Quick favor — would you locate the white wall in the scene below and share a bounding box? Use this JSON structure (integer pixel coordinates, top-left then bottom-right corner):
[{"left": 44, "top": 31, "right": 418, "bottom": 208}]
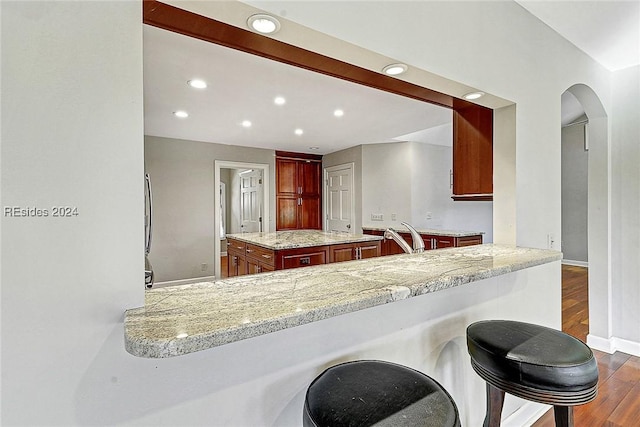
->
[
  {"left": 144, "top": 136, "right": 275, "bottom": 282},
  {"left": 561, "top": 124, "right": 589, "bottom": 263},
  {"left": 2, "top": 1, "right": 143, "bottom": 424},
  {"left": 611, "top": 65, "right": 640, "bottom": 347},
  {"left": 361, "top": 142, "right": 414, "bottom": 226}
]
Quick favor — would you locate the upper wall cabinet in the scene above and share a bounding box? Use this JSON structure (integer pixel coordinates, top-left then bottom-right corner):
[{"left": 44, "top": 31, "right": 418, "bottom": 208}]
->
[
  {"left": 276, "top": 151, "right": 322, "bottom": 230},
  {"left": 452, "top": 102, "right": 493, "bottom": 201}
]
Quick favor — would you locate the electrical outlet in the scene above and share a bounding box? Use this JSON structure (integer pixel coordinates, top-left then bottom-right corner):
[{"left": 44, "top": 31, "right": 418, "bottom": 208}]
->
[
  {"left": 201, "top": 263, "right": 208, "bottom": 271},
  {"left": 391, "top": 213, "right": 397, "bottom": 221},
  {"left": 547, "top": 234, "right": 556, "bottom": 250},
  {"left": 371, "top": 213, "right": 384, "bottom": 221},
  {"left": 426, "top": 212, "right": 432, "bottom": 220}
]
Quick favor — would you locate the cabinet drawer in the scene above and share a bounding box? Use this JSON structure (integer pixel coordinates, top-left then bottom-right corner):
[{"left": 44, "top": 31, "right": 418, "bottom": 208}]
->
[
  {"left": 245, "top": 243, "right": 275, "bottom": 267},
  {"left": 227, "top": 238, "right": 246, "bottom": 253},
  {"left": 456, "top": 235, "right": 483, "bottom": 247},
  {"left": 281, "top": 250, "right": 326, "bottom": 269}
]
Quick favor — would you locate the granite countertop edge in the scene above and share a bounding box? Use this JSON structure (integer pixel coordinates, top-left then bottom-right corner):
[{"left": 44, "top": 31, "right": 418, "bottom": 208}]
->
[
  {"left": 361, "top": 226, "right": 485, "bottom": 237},
  {"left": 124, "top": 244, "right": 562, "bottom": 358}
]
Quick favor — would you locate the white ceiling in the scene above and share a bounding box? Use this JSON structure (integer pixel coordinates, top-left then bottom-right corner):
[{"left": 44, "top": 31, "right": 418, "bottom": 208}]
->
[
  {"left": 143, "top": 25, "right": 452, "bottom": 155},
  {"left": 144, "top": 1, "right": 639, "bottom": 152},
  {"left": 516, "top": 0, "right": 640, "bottom": 72}
]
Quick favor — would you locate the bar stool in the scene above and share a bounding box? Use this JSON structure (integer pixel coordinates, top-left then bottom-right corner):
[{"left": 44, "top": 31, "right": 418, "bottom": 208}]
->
[
  {"left": 466, "top": 320, "right": 599, "bottom": 427},
  {"left": 303, "top": 360, "right": 460, "bottom": 427}
]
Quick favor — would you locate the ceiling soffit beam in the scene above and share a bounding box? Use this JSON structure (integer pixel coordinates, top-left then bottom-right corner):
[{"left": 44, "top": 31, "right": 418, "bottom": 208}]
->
[{"left": 143, "top": 0, "right": 487, "bottom": 113}]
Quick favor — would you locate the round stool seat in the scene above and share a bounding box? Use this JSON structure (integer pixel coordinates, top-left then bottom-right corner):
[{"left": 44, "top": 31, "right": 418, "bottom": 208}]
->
[
  {"left": 303, "top": 360, "right": 460, "bottom": 427},
  {"left": 467, "top": 320, "right": 598, "bottom": 405}
]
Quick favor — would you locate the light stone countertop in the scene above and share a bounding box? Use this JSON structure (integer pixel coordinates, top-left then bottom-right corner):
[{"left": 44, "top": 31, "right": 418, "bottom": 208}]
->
[
  {"left": 124, "top": 244, "right": 561, "bottom": 358},
  {"left": 225, "top": 230, "right": 383, "bottom": 250},
  {"left": 362, "top": 226, "right": 485, "bottom": 237}
]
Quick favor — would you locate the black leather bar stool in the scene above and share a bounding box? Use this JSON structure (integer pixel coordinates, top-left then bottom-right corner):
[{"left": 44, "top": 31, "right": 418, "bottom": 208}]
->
[
  {"left": 303, "top": 360, "right": 460, "bottom": 427},
  {"left": 466, "top": 320, "right": 599, "bottom": 427}
]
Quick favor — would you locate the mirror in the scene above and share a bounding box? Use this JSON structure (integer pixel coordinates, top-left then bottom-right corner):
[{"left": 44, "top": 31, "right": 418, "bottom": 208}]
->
[{"left": 143, "top": 20, "right": 492, "bottom": 285}]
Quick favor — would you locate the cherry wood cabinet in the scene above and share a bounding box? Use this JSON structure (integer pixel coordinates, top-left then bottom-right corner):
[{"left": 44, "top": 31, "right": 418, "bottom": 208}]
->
[
  {"left": 226, "top": 237, "right": 380, "bottom": 277},
  {"left": 329, "top": 241, "right": 382, "bottom": 263},
  {"left": 452, "top": 101, "right": 493, "bottom": 201},
  {"left": 363, "top": 229, "right": 483, "bottom": 256},
  {"left": 276, "top": 151, "right": 322, "bottom": 230},
  {"left": 227, "top": 239, "right": 247, "bottom": 277}
]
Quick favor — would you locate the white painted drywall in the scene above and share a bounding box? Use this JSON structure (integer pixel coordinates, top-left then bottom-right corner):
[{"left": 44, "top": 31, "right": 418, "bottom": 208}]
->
[
  {"left": 561, "top": 124, "right": 589, "bottom": 263},
  {"left": 611, "top": 65, "right": 640, "bottom": 346},
  {"left": 144, "top": 136, "right": 275, "bottom": 282}
]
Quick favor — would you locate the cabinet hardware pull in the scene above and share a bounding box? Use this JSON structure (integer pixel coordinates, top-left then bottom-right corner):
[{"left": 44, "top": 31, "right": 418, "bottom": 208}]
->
[
  {"left": 262, "top": 254, "right": 272, "bottom": 259},
  {"left": 246, "top": 249, "right": 253, "bottom": 253}
]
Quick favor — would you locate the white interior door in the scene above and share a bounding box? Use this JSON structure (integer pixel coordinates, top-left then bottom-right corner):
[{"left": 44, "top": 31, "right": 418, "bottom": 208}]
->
[
  {"left": 325, "top": 163, "right": 354, "bottom": 233},
  {"left": 240, "top": 169, "right": 263, "bottom": 232}
]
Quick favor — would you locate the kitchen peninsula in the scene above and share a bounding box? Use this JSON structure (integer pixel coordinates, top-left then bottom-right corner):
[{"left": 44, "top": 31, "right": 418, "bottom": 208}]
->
[
  {"left": 225, "top": 230, "right": 383, "bottom": 276},
  {"left": 125, "top": 244, "right": 561, "bottom": 358}
]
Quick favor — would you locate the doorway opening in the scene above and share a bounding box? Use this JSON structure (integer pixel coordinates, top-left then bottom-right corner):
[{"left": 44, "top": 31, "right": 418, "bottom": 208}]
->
[
  {"left": 560, "top": 84, "right": 609, "bottom": 348},
  {"left": 214, "top": 160, "right": 270, "bottom": 279}
]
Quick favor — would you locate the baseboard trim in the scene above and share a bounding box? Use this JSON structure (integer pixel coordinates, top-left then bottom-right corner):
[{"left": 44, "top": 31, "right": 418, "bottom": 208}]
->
[
  {"left": 562, "top": 259, "right": 588, "bottom": 267},
  {"left": 587, "top": 334, "right": 640, "bottom": 357},
  {"left": 503, "top": 401, "right": 550, "bottom": 427},
  {"left": 153, "top": 275, "right": 217, "bottom": 289}
]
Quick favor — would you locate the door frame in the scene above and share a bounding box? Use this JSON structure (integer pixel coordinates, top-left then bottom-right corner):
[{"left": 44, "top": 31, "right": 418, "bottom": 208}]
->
[
  {"left": 214, "top": 160, "right": 270, "bottom": 279},
  {"left": 323, "top": 162, "right": 355, "bottom": 233}
]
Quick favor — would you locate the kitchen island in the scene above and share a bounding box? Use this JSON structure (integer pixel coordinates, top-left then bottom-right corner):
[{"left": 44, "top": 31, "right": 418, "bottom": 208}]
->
[
  {"left": 225, "top": 230, "right": 383, "bottom": 276},
  {"left": 124, "top": 244, "right": 562, "bottom": 425}
]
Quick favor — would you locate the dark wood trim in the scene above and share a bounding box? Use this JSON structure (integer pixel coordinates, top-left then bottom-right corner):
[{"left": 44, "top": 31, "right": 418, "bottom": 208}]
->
[
  {"left": 143, "top": 0, "right": 482, "bottom": 111},
  {"left": 275, "top": 151, "right": 322, "bottom": 162}
]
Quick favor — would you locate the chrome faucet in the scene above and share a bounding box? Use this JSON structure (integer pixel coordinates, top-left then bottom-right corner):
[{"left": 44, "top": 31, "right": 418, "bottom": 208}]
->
[{"left": 383, "top": 222, "right": 425, "bottom": 254}]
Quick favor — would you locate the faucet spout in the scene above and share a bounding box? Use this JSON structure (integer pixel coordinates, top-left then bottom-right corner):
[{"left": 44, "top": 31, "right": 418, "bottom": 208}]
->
[
  {"left": 401, "top": 222, "right": 425, "bottom": 253},
  {"left": 383, "top": 228, "right": 413, "bottom": 254}
]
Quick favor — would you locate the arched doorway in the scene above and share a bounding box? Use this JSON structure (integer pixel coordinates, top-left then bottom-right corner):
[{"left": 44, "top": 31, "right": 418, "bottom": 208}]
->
[{"left": 561, "top": 84, "right": 610, "bottom": 348}]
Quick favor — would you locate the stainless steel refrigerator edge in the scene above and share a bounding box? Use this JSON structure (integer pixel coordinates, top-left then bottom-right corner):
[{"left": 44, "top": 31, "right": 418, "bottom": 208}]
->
[{"left": 145, "top": 173, "right": 154, "bottom": 288}]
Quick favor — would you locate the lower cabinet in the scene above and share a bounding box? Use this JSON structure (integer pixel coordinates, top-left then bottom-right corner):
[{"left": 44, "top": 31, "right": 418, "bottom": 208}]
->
[
  {"left": 329, "top": 242, "right": 382, "bottom": 263},
  {"left": 227, "top": 238, "right": 381, "bottom": 277},
  {"left": 362, "top": 229, "right": 483, "bottom": 255}
]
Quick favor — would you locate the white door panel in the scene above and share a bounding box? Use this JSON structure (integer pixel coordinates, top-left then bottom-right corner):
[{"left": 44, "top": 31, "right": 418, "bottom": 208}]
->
[{"left": 325, "top": 164, "right": 354, "bottom": 233}]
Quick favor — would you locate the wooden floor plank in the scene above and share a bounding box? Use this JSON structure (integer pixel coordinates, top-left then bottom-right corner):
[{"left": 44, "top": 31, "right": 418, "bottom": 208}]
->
[{"left": 530, "top": 265, "right": 640, "bottom": 427}]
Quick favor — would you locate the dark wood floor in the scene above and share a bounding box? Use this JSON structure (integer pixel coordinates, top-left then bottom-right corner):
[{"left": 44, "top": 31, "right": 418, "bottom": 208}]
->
[{"left": 532, "top": 265, "right": 640, "bottom": 426}]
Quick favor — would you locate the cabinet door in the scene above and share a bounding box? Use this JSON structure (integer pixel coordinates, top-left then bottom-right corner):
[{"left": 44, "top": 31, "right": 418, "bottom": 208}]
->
[
  {"left": 433, "top": 236, "right": 455, "bottom": 249},
  {"left": 299, "top": 196, "right": 321, "bottom": 229},
  {"left": 298, "top": 161, "right": 321, "bottom": 196},
  {"left": 276, "top": 158, "right": 298, "bottom": 195},
  {"left": 277, "top": 196, "right": 299, "bottom": 230},
  {"left": 453, "top": 103, "right": 493, "bottom": 200},
  {"left": 456, "top": 235, "right": 483, "bottom": 247},
  {"left": 228, "top": 253, "right": 247, "bottom": 277},
  {"left": 329, "top": 244, "right": 356, "bottom": 263},
  {"left": 358, "top": 242, "right": 381, "bottom": 259}
]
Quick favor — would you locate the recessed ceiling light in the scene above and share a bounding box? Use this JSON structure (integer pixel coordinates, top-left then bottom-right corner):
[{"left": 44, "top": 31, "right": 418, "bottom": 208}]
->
[
  {"left": 173, "top": 110, "right": 189, "bottom": 118},
  {"left": 294, "top": 128, "right": 304, "bottom": 136},
  {"left": 187, "top": 79, "right": 207, "bottom": 89},
  {"left": 382, "top": 63, "right": 408, "bottom": 76},
  {"left": 247, "top": 14, "right": 281, "bottom": 34},
  {"left": 274, "top": 96, "right": 286, "bottom": 106},
  {"left": 463, "top": 91, "right": 485, "bottom": 100},
  {"left": 334, "top": 109, "right": 344, "bottom": 117},
  {"left": 241, "top": 120, "right": 252, "bottom": 128}
]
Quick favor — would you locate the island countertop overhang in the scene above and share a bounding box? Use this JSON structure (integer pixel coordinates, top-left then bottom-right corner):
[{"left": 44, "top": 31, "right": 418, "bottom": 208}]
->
[
  {"left": 125, "top": 244, "right": 561, "bottom": 358},
  {"left": 225, "top": 229, "right": 383, "bottom": 250}
]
